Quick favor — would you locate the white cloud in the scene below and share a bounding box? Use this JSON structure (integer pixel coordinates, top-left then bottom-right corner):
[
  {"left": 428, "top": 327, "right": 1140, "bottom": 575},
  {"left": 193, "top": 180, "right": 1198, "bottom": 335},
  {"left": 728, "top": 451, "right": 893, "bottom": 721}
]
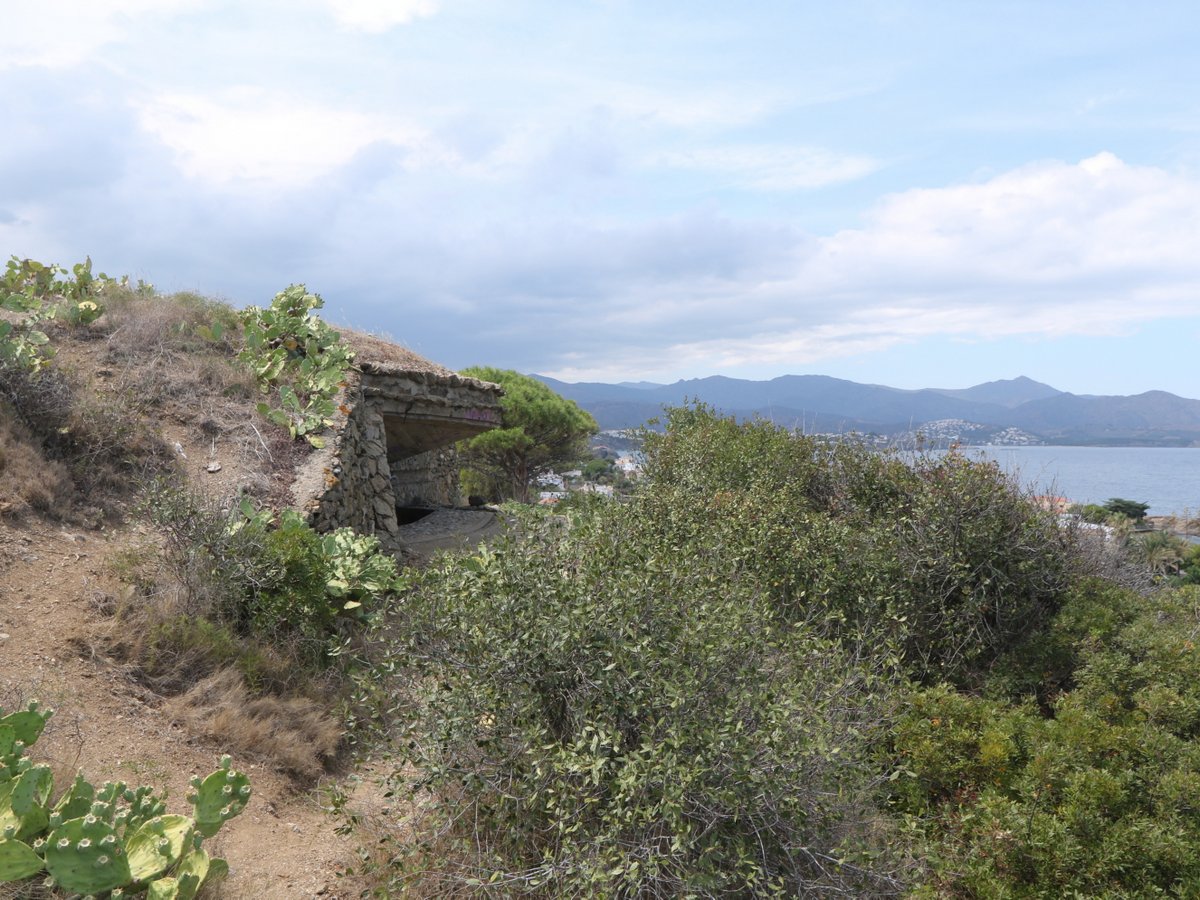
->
[
  {"left": 322, "top": 0, "right": 437, "bottom": 32},
  {"left": 657, "top": 145, "right": 880, "bottom": 190},
  {"left": 0, "top": 0, "right": 204, "bottom": 69},
  {"left": 135, "top": 89, "right": 447, "bottom": 185},
  {"left": 545, "top": 153, "right": 1200, "bottom": 380}
]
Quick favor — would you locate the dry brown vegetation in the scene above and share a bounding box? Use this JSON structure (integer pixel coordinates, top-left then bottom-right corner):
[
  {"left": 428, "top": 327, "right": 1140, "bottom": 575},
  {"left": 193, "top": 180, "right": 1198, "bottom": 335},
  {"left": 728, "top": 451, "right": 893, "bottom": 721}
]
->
[
  {"left": 0, "top": 282, "right": 427, "bottom": 896},
  {"left": 2, "top": 286, "right": 344, "bottom": 780}
]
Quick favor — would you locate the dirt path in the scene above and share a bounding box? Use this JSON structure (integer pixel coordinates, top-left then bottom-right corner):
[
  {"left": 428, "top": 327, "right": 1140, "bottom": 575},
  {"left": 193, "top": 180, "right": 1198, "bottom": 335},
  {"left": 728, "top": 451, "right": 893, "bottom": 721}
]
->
[{"left": 0, "top": 519, "right": 369, "bottom": 899}]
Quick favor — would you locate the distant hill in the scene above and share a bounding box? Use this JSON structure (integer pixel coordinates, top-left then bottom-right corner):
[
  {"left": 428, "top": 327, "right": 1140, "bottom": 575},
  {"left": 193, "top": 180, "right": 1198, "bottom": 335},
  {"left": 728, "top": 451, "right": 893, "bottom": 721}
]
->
[
  {"left": 932, "top": 376, "right": 1063, "bottom": 408},
  {"left": 535, "top": 374, "right": 1200, "bottom": 447}
]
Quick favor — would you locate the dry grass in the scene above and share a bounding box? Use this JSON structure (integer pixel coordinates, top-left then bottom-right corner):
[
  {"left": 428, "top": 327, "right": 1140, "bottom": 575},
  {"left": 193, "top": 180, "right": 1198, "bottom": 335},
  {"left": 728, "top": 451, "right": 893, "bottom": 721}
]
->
[
  {"left": 92, "top": 289, "right": 242, "bottom": 360},
  {"left": 92, "top": 522, "right": 349, "bottom": 782},
  {"left": 0, "top": 410, "right": 74, "bottom": 519},
  {"left": 166, "top": 668, "right": 342, "bottom": 781},
  {"left": 88, "top": 594, "right": 347, "bottom": 781}
]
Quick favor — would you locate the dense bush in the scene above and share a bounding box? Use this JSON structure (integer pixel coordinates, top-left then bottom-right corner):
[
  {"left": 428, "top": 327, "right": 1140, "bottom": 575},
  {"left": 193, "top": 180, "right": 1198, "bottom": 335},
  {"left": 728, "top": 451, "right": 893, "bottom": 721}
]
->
[
  {"left": 145, "top": 484, "right": 398, "bottom": 659},
  {"left": 894, "top": 586, "right": 1200, "bottom": 897},
  {"left": 374, "top": 503, "right": 907, "bottom": 896},
  {"left": 640, "top": 406, "right": 1074, "bottom": 685},
  {"left": 367, "top": 406, "right": 1084, "bottom": 894}
]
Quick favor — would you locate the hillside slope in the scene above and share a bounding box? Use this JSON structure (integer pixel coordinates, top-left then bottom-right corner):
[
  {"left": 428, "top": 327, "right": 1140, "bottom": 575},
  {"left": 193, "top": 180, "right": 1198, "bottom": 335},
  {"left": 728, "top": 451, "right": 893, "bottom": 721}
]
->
[{"left": 0, "top": 287, "right": 396, "bottom": 898}]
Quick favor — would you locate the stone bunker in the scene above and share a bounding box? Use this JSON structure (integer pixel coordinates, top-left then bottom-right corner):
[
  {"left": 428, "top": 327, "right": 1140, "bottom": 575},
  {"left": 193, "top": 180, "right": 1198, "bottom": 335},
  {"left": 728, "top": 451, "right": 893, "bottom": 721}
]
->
[{"left": 291, "top": 336, "right": 503, "bottom": 555}]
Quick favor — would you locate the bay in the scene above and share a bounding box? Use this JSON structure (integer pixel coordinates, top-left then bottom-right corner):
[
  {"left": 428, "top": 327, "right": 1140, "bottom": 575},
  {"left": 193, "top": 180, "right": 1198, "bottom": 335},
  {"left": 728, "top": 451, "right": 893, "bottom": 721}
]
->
[{"left": 961, "top": 446, "right": 1200, "bottom": 518}]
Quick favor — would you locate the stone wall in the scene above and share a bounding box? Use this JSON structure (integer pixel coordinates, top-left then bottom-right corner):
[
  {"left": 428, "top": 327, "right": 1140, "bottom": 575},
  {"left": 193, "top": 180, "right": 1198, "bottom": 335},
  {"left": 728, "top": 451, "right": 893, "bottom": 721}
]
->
[
  {"left": 390, "top": 448, "right": 459, "bottom": 508},
  {"left": 303, "top": 381, "right": 401, "bottom": 544}
]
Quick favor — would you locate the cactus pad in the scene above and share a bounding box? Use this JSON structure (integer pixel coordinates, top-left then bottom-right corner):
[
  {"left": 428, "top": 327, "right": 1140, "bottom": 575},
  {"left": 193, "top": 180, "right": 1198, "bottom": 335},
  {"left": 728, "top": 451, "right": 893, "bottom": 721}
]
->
[
  {"left": 53, "top": 773, "right": 96, "bottom": 822},
  {"left": 188, "top": 758, "right": 250, "bottom": 838},
  {"left": 0, "top": 702, "right": 53, "bottom": 748},
  {"left": 9, "top": 764, "right": 52, "bottom": 816},
  {"left": 126, "top": 814, "right": 194, "bottom": 882},
  {"left": 43, "top": 815, "right": 132, "bottom": 895},
  {"left": 0, "top": 778, "right": 49, "bottom": 842},
  {"left": 123, "top": 785, "right": 167, "bottom": 834},
  {"left": 146, "top": 872, "right": 204, "bottom": 900},
  {"left": 0, "top": 836, "right": 45, "bottom": 881}
]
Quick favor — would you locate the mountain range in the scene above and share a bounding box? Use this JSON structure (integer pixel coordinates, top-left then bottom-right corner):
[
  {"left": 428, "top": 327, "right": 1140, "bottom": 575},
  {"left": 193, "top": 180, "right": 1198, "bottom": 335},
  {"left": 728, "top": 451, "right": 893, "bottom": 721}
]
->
[{"left": 533, "top": 374, "right": 1200, "bottom": 447}]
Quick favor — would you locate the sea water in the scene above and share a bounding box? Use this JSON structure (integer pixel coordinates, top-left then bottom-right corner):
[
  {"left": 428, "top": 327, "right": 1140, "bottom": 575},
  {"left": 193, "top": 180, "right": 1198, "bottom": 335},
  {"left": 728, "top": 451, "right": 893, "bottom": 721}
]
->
[{"left": 962, "top": 446, "right": 1200, "bottom": 518}]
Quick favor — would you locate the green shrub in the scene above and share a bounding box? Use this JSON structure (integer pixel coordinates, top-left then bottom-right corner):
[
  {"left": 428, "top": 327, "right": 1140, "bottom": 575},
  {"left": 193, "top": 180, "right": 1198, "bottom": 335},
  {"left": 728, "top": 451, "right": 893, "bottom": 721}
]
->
[
  {"left": 982, "top": 577, "right": 1142, "bottom": 706},
  {"left": 641, "top": 406, "right": 1074, "bottom": 685},
  {"left": 897, "top": 586, "right": 1200, "bottom": 897},
  {"left": 144, "top": 484, "right": 398, "bottom": 661},
  {"left": 864, "top": 450, "right": 1075, "bottom": 685},
  {"left": 373, "top": 499, "right": 905, "bottom": 895}
]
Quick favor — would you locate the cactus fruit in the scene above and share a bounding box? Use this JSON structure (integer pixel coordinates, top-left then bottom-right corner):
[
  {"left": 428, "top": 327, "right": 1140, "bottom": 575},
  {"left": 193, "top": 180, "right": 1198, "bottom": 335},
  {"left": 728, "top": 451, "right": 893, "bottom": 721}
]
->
[
  {"left": 188, "top": 757, "right": 250, "bottom": 837},
  {"left": 0, "top": 836, "right": 45, "bottom": 881},
  {"left": 43, "top": 816, "right": 132, "bottom": 895},
  {"left": 126, "top": 814, "right": 194, "bottom": 882}
]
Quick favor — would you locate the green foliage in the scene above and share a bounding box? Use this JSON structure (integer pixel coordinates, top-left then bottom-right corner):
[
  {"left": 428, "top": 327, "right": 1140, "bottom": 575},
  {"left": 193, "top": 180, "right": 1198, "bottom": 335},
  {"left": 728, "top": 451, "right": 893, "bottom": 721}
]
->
[
  {"left": 0, "top": 700, "right": 246, "bottom": 896},
  {"left": 374, "top": 504, "right": 903, "bottom": 896},
  {"left": 357, "top": 404, "right": 1103, "bottom": 894},
  {"left": 0, "top": 256, "right": 118, "bottom": 371},
  {"left": 1104, "top": 496, "right": 1151, "bottom": 521},
  {"left": 457, "top": 367, "right": 597, "bottom": 502},
  {"left": 229, "top": 505, "right": 399, "bottom": 641},
  {"left": 144, "top": 484, "right": 397, "bottom": 659},
  {"left": 238, "top": 284, "right": 354, "bottom": 447},
  {"left": 640, "top": 405, "right": 1073, "bottom": 685},
  {"left": 581, "top": 456, "right": 612, "bottom": 479},
  {"left": 1131, "top": 529, "right": 1189, "bottom": 579},
  {"left": 1074, "top": 502, "right": 1111, "bottom": 525},
  {"left": 894, "top": 585, "right": 1200, "bottom": 897},
  {"left": 320, "top": 528, "right": 401, "bottom": 612},
  {"left": 1176, "top": 542, "right": 1200, "bottom": 585}
]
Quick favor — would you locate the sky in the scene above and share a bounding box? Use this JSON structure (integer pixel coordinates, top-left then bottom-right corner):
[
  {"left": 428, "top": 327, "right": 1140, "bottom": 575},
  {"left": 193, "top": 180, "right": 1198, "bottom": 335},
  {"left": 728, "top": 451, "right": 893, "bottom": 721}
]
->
[{"left": 3, "top": 1, "right": 1200, "bottom": 397}]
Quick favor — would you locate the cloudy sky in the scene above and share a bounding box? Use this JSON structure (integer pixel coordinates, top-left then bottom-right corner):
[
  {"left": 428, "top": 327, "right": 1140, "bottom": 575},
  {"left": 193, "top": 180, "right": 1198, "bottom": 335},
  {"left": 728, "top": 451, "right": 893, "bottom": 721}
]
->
[{"left": 4, "top": 1, "right": 1200, "bottom": 396}]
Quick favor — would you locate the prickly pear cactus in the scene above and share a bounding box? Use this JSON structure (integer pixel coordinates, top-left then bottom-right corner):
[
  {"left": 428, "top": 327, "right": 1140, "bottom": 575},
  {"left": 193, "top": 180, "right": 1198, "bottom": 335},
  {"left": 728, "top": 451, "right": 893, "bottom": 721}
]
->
[
  {"left": 52, "top": 772, "right": 96, "bottom": 821},
  {"left": 0, "top": 773, "right": 48, "bottom": 843},
  {"left": 121, "top": 784, "right": 167, "bottom": 834},
  {"left": 188, "top": 756, "right": 250, "bottom": 837},
  {"left": 0, "top": 836, "right": 44, "bottom": 881},
  {"left": 9, "top": 764, "right": 51, "bottom": 816},
  {"left": 126, "top": 814, "right": 194, "bottom": 882},
  {"left": 0, "top": 725, "right": 15, "bottom": 776},
  {"left": 0, "top": 763, "right": 51, "bottom": 842},
  {"left": 0, "top": 701, "right": 53, "bottom": 751},
  {"left": 43, "top": 814, "right": 132, "bottom": 895}
]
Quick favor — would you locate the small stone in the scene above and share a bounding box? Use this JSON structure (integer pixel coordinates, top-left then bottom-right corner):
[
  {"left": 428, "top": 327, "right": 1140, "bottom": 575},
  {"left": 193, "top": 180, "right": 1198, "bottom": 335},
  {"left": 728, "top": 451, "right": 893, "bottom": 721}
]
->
[
  {"left": 206, "top": 461, "right": 222, "bottom": 473},
  {"left": 0, "top": 633, "right": 9, "bottom": 642}
]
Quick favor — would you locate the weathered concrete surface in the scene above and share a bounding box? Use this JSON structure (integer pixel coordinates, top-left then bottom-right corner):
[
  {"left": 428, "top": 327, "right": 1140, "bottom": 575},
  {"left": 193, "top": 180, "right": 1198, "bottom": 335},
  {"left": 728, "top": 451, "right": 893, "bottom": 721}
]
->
[{"left": 395, "top": 507, "right": 506, "bottom": 563}]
